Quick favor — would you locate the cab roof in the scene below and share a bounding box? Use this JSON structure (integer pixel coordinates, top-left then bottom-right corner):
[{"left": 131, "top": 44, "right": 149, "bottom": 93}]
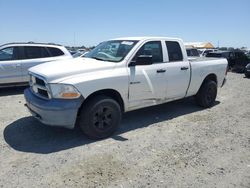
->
[
  {"left": 0, "top": 42, "right": 62, "bottom": 48},
  {"left": 111, "top": 36, "right": 182, "bottom": 42}
]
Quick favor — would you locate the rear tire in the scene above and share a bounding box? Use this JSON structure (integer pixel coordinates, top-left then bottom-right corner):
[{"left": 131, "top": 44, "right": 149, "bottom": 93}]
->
[
  {"left": 195, "top": 80, "right": 217, "bottom": 108},
  {"left": 78, "top": 95, "right": 122, "bottom": 139}
]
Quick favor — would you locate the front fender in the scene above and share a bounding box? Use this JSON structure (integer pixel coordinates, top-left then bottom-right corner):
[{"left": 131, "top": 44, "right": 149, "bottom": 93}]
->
[{"left": 59, "top": 67, "right": 129, "bottom": 110}]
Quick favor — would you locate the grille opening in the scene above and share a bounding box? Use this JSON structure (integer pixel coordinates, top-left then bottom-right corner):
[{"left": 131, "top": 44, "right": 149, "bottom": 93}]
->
[
  {"left": 35, "top": 77, "right": 46, "bottom": 87},
  {"left": 38, "top": 88, "right": 49, "bottom": 98}
]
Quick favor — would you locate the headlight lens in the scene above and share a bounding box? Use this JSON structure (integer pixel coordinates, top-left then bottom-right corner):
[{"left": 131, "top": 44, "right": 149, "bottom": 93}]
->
[{"left": 49, "top": 84, "right": 81, "bottom": 99}]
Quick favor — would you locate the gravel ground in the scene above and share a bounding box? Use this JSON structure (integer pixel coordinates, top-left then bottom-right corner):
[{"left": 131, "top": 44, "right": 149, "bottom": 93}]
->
[{"left": 0, "top": 72, "right": 249, "bottom": 188}]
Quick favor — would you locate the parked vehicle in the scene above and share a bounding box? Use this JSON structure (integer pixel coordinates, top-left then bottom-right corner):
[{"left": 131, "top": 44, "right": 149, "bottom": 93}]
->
[
  {"left": 245, "top": 63, "right": 250, "bottom": 78},
  {"left": 24, "top": 37, "right": 228, "bottom": 139},
  {"left": 198, "top": 48, "right": 218, "bottom": 57},
  {"left": 0, "top": 42, "right": 72, "bottom": 87},
  {"left": 206, "top": 50, "right": 249, "bottom": 72}
]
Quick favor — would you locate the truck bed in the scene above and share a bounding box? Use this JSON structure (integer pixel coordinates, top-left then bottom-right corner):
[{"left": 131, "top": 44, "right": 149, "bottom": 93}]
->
[{"left": 189, "top": 57, "right": 224, "bottom": 62}]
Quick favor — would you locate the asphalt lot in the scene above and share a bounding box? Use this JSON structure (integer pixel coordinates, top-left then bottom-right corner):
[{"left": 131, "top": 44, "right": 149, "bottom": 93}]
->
[{"left": 0, "top": 72, "right": 249, "bottom": 188}]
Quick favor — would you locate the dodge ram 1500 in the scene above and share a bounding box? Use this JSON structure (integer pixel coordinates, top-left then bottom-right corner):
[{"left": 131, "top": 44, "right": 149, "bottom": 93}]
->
[{"left": 24, "top": 37, "right": 228, "bottom": 139}]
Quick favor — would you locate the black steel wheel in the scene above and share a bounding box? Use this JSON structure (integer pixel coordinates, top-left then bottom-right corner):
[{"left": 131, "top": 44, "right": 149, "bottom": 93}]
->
[
  {"left": 195, "top": 80, "right": 217, "bottom": 108},
  {"left": 79, "top": 96, "right": 121, "bottom": 139}
]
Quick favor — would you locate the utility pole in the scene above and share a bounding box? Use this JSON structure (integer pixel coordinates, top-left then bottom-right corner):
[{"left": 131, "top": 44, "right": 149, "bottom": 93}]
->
[{"left": 74, "top": 32, "right": 76, "bottom": 47}]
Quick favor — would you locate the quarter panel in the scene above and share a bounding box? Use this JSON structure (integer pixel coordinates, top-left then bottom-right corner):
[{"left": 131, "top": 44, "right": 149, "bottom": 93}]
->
[{"left": 186, "top": 58, "right": 228, "bottom": 96}]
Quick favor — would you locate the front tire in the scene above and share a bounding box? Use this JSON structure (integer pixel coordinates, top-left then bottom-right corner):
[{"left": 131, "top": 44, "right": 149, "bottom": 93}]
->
[
  {"left": 79, "top": 96, "right": 122, "bottom": 139},
  {"left": 195, "top": 80, "right": 217, "bottom": 108}
]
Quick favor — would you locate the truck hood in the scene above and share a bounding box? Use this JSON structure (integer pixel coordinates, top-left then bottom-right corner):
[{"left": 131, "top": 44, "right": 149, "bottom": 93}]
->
[{"left": 29, "top": 57, "right": 116, "bottom": 83}]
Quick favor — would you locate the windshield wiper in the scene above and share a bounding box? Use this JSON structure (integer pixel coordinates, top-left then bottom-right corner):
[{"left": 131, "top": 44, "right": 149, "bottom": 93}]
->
[{"left": 91, "top": 57, "right": 106, "bottom": 61}]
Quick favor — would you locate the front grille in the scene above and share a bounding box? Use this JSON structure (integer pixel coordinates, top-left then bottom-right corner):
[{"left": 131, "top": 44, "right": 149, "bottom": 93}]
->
[
  {"left": 30, "top": 74, "right": 50, "bottom": 99},
  {"left": 35, "top": 77, "right": 46, "bottom": 87}
]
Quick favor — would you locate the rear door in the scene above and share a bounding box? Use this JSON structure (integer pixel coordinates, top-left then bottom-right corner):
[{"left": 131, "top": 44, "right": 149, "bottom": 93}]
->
[
  {"left": 164, "top": 41, "right": 191, "bottom": 99},
  {"left": 0, "top": 46, "right": 23, "bottom": 84}
]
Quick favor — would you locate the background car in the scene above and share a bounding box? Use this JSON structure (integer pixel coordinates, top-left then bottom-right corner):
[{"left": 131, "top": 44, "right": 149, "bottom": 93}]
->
[
  {"left": 0, "top": 42, "right": 72, "bottom": 87},
  {"left": 206, "top": 50, "right": 249, "bottom": 72}
]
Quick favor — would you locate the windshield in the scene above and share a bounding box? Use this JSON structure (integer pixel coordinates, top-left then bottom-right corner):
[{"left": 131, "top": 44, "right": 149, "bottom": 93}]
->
[{"left": 85, "top": 40, "right": 138, "bottom": 62}]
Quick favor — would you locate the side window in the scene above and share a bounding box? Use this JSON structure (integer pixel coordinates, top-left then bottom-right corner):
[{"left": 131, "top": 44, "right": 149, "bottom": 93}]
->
[
  {"left": 41, "top": 47, "right": 51, "bottom": 58},
  {"left": 0, "top": 47, "right": 18, "bottom": 61},
  {"left": 165, "top": 41, "right": 183, "bottom": 62},
  {"left": 24, "top": 46, "right": 50, "bottom": 59},
  {"left": 47, "top": 47, "right": 64, "bottom": 57},
  {"left": 133, "top": 41, "right": 163, "bottom": 63}
]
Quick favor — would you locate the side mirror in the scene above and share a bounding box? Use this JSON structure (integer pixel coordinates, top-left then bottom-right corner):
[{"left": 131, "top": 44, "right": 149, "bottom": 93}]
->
[{"left": 129, "top": 55, "right": 153, "bottom": 66}]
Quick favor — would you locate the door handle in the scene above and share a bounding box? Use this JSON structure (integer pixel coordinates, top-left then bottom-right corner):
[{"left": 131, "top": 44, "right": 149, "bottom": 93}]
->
[
  {"left": 181, "top": 67, "right": 189, "bottom": 70},
  {"left": 156, "top": 69, "right": 166, "bottom": 73},
  {"left": 15, "top": 64, "right": 21, "bottom": 67}
]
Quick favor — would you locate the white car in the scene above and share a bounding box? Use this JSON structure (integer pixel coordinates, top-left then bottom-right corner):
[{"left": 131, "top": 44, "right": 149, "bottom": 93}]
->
[
  {"left": 24, "top": 37, "right": 228, "bottom": 139},
  {"left": 0, "top": 42, "right": 72, "bottom": 87}
]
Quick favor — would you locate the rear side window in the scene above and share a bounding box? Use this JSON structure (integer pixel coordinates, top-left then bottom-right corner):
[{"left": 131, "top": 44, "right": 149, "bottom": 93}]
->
[
  {"left": 133, "top": 41, "right": 163, "bottom": 63},
  {"left": 0, "top": 47, "right": 19, "bottom": 61},
  {"left": 165, "top": 41, "right": 183, "bottom": 62},
  {"left": 24, "top": 46, "right": 50, "bottom": 59},
  {"left": 47, "top": 47, "right": 64, "bottom": 57}
]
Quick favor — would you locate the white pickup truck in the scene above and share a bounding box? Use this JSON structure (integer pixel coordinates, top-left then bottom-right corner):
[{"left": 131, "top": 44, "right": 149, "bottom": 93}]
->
[{"left": 24, "top": 37, "right": 228, "bottom": 139}]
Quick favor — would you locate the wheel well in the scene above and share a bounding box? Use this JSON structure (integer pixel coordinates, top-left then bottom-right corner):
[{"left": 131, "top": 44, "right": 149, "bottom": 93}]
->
[
  {"left": 203, "top": 74, "right": 217, "bottom": 85},
  {"left": 195, "top": 73, "right": 218, "bottom": 97},
  {"left": 197, "top": 74, "right": 218, "bottom": 93},
  {"left": 79, "top": 89, "right": 125, "bottom": 114}
]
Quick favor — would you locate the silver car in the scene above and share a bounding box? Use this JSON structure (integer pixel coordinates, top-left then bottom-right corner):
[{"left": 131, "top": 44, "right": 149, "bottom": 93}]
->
[{"left": 0, "top": 42, "right": 72, "bottom": 87}]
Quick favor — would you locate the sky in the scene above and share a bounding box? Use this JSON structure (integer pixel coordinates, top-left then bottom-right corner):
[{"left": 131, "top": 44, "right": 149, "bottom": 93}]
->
[{"left": 0, "top": 0, "right": 249, "bottom": 48}]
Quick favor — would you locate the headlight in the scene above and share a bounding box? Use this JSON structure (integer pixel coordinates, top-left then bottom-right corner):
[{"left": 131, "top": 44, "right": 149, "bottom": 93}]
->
[{"left": 49, "top": 84, "right": 81, "bottom": 99}]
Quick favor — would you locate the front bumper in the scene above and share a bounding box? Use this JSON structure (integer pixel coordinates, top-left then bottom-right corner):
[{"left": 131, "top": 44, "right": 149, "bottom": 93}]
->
[{"left": 24, "top": 88, "right": 84, "bottom": 129}]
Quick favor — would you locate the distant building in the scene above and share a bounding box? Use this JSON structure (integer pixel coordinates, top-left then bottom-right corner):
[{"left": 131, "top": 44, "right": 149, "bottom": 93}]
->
[{"left": 184, "top": 42, "right": 215, "bottom": 49}]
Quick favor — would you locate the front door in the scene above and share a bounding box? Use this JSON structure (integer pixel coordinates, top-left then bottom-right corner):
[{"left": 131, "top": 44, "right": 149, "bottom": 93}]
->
[{"left": 128, "top": 41, "right": 167, "bottom": 109}]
